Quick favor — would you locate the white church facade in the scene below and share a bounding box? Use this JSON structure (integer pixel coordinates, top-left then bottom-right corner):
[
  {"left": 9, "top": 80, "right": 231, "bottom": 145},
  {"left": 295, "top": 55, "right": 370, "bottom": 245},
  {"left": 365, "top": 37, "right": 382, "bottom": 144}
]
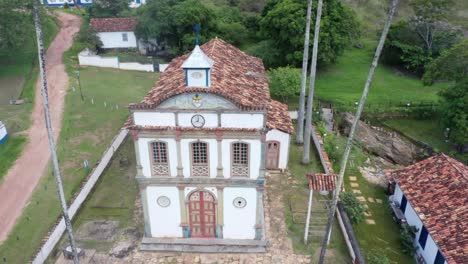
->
[{"left": 126, "top": 38, "right": 293, "bottom": 251}]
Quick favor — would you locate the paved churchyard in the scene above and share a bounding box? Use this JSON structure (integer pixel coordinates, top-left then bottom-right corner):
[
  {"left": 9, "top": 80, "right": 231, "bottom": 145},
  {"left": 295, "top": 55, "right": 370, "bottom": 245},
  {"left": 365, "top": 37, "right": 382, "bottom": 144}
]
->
[{"left": 57, "top": 171, "right": 313, "bottom": 264}]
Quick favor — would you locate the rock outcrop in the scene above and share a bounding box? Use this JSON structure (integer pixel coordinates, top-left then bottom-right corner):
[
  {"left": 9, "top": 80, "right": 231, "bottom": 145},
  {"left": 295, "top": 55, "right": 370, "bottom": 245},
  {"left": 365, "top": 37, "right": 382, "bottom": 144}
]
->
[{"left": 340, "top": 112, "right": 418, "bottom": 166}]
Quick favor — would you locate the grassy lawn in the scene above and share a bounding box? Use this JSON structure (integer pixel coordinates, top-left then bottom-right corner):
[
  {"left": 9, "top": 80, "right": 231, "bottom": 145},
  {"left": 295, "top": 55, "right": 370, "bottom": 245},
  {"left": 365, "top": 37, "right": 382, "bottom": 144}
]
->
[
  {"left": 287, "top": 39, "right": 447, "bottom": 112},
  {"left": 0, "top": 136, "right": 26, "bottom": 182},
  {"left": 285, "top": 129, "right": 351, "bottom": 263},
  {"left": 47, "top": 139, "right": 140, "bottom": 262},
  {"left": 320, "top": 132, "right": 415, "bottom": 264},
  {"left": 382, "top": 117, "right": 466, "bottom": 163},
  {"left": 0, "top": 63, "right": 157, "bottom": 262}
]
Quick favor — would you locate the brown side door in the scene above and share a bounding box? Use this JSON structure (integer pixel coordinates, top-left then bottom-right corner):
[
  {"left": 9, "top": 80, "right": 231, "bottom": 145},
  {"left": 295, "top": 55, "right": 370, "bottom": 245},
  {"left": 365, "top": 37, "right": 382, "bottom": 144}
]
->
[{"left": 266, "top": 141, "right": 280, "bottom": 169}]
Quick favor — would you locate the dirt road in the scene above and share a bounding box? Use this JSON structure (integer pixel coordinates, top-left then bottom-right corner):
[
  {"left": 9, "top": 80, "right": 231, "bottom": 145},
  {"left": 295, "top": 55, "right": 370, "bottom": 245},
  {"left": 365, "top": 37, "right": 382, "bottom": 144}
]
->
[{"left": 0, "top": 12, "right": 81, "bottom": 243}]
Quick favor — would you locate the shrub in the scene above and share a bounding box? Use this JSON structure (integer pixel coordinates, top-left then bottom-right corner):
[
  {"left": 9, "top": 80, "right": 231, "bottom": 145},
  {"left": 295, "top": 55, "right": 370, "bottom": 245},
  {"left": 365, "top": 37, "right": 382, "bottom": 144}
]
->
[
  {"left": 400, "top": 225, "right": 418, "bottom": 256},
  {"left": 340, "top": 191, "right": 365, "bottom": 224},
  {"left": 63, "top": 2, "right": 70, "bottom": 9},
  {"left": 366, "top": 251, "right": 390, "bottom": 264},
  {"left": 77, "top": 27, "right": 103, "bottom": 52},
  {"left": 268, "top": 66, "right": 301, "bottom": 103}
]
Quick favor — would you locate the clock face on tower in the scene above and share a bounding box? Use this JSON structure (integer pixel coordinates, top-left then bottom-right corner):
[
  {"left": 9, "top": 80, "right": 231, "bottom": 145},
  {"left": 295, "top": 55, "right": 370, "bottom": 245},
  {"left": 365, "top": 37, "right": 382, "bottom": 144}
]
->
[{"left": 191, "top": 114, "right": 205, "bottom": 128}]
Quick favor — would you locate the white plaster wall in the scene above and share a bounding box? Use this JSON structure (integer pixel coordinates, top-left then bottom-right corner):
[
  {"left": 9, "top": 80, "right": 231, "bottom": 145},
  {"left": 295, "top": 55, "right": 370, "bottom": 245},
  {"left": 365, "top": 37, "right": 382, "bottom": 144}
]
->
[
  {"left": 133, "top": 112, "right": 175, "bottom": 126},
  {"left": 78, "top": 54, "right": 119, "bottom": 68},
  {"left": 138, "top": 138, "right": 177, "bottom": 177},
  {"left": 98, "top": 32, "right": 137, "bottom": 48},
  {"left": 396, "top": 185, "right": 446, "bottom": 264},
  {"left": 223, "top": 188, "right": 257, "bottom": 239},
  {"left": 119, "top": 62, "right": 154, "bottom": 72},
  {"left": 266, "top": 129, "right": 291, "bottom": 169},
  {"left": 180, "top": 139, "right": 218, "bottom": 178},
  {"left": 221, "top": 114, "right": 264, "bottom": 129},
  {"left": 222, "top": 139, "right": 261, "bottom": 179},
  {"left": 186, "top": 69, "right": 207, "bottom": 87},
  {"left": 146, "top": 186, "right": 182, "bottom": 237},
  {"left": 178, "top": 113, "right": 218, "bottom": 128}
]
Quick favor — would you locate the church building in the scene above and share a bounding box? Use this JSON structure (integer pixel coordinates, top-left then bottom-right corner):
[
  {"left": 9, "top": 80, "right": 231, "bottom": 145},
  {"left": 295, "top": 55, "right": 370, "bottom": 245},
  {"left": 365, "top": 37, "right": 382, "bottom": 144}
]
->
[{"left": 126, "top": 38, "right": 293, "bottom": 252}]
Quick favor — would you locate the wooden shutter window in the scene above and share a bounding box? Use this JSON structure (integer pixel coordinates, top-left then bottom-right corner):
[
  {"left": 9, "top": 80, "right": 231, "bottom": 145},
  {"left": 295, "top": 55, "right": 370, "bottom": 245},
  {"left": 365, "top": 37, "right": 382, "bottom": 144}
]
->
[
  {"left": 232, "top": 142, "right": 249, "bottom": 177},
  {"left": 191, "top": 142, "right": 209, "bottom": 177},
  {"left": 151, "top": 141, "right": 170, "bottom": 176}
]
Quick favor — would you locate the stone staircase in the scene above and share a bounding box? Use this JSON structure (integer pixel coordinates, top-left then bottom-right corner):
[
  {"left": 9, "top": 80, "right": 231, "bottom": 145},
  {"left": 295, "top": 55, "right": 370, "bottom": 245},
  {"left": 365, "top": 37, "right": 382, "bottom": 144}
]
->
[{"left": 290, "top": 194, "right": 331, "bottom": 243}]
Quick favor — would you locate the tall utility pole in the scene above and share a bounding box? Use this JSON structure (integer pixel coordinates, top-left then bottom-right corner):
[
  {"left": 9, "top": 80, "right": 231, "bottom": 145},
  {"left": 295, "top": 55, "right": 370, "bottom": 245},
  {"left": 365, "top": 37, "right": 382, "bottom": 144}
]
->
[
  {"left": 318, "top": 1, "right": 399, "bottom": 263},
  {"left": 296, "top": 0, "right": 313, "bottom": 145},
  {"left": 302, "top": 0, "right": 323, "bottom": 164},
  {"left": 32, "top": 1, "right": 80, "bottom": 263}
]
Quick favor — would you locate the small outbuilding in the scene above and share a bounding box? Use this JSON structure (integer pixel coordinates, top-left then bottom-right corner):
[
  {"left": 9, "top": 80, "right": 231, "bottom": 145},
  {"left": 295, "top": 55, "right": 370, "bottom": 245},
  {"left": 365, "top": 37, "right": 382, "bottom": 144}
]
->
[
  {"left": 389, "top": 154, "right": 467, "bottom": 264},
  {"left": 89, "top": 17, "right": 138, "bottom": 49},
  {"left": 0, "top": 121, "right": 8, "bottom": 144}
]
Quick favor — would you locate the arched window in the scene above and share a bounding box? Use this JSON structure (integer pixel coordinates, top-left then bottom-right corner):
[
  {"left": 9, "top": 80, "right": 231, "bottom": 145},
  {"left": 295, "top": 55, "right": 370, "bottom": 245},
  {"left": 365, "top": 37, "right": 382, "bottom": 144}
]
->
[
  {"left": 191, "top": 142, "right": 209, "bottom": 177},
  {"left": 150, "top": 141, "right": 170, "bottom": 176},
  {"left": 231, "top": 142, "right": 249, "bottom": 177}
]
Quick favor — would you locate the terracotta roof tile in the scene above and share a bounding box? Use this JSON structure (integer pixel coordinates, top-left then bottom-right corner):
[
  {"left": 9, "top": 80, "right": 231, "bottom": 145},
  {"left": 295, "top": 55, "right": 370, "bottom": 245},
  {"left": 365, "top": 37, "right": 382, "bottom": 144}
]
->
[
  {"left": 307, "top": 173, "right": 339, "bottom": 191},
  {"left": 390, "top": 154, "right": 468, "bottom": 264},
  {"left": 127, "top": 38, "right": 293, "bottom": 134},
  {"left": 129, "top": 38, "right": 270, "bottom": 110},
  {"left": 90, "top": 17, "right": 138, "bottom": 32},
  {"left": 267, "top": 100, "right": 294, "bottom": 134}
]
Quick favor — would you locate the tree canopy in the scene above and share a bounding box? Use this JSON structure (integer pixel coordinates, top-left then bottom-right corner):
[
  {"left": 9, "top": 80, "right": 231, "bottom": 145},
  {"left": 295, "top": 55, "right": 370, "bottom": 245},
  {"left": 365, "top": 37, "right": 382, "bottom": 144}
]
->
[
  {"left": 136, "top": 0, "right": 251, "bottom": 55},
  {"left": 382, "top": 0, "right": 461, "bottom": 76},
  {"left": 423, "top": 40, "right": 468, "bottom": 148},
  {"left": 88, "top": 0, "right": 131, "bottom": 18},
  {"left": 257, "top": 0, "right": 360, "bottom": 67},
  {"left": 268, "top": 66, "right": 301, "bottom": 102}
]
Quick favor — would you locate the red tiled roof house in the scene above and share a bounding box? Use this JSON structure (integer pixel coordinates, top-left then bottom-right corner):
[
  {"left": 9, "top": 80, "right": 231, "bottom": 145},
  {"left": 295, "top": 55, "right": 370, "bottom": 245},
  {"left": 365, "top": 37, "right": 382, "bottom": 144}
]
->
[
  {"left": 126, "top": 38, "right": 293, "bottom": 251},
  {"left": 389, "top": 154, "right": 468, "bottom": 264},
  {"left": 89, "top": 17, "right": 138, "bottom": 49}
]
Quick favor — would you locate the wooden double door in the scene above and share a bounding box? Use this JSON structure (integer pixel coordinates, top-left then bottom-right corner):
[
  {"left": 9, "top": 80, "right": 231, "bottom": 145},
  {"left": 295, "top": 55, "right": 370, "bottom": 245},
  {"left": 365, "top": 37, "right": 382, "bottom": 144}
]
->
[{"left": 188, "top": 190, "right": 216, "bottom": 238}]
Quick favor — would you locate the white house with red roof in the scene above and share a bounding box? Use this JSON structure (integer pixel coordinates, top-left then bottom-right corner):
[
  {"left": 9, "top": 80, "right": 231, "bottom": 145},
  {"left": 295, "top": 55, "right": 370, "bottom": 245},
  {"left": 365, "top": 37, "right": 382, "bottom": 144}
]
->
[
  {"left": 125, "top": 38, "right": 293, "bottom": 252},
  {"left": 89, "top": 17, "right": 138, "bottom": 49},
  {"left": 389, "top": 154, "right": 467, "bottom": 264}
]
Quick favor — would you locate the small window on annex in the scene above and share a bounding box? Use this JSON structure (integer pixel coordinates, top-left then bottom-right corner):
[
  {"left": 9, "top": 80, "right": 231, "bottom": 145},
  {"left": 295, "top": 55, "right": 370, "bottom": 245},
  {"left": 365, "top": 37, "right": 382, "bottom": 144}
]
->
[
  {"left": 150, "top": 141, "right": 170, "bottom": 176},
  {"left": 122, "top": 33, "right": 128, "bottom": 42},
  {"left": 231, "top": 142, "right": 249, "bottom": 177},
  {"left": 191, "top": 142, "right": 209, "bottom": 177}
]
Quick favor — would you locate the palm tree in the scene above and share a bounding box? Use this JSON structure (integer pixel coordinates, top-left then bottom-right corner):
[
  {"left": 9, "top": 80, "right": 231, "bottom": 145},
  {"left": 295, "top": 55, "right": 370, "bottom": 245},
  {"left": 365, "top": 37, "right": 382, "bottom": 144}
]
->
[
  {"left": 32, "top": 1, "right": 79, "bottom": 263},
  {"left": 318, "top": 0, "right": 399, "bottom": 263},
  {"left": 296, "top": 0, "right": 313, "bottom": 145},
  {"left": 302, "top": 0, "right": 323, "bottom": 164}
]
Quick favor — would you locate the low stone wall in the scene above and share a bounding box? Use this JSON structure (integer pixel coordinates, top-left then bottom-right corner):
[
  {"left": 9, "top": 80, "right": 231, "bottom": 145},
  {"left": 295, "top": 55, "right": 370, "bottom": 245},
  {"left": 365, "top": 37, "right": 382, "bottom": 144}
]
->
[
  {"left": 32, "top": 129, "right": 129, "bottom": 264},
  {"left": 310, "top": 124, "right": 366, "bottom": 264},
  {"left": 78, "top": 50, "right": 166, "bottom": 72}
]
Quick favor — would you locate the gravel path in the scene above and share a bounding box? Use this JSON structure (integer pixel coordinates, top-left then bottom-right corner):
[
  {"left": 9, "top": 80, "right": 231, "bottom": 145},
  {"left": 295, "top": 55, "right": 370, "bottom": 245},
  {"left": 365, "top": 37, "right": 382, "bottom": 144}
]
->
[{"left": 0, "top": 12, "right": 82, "bottom": 243}]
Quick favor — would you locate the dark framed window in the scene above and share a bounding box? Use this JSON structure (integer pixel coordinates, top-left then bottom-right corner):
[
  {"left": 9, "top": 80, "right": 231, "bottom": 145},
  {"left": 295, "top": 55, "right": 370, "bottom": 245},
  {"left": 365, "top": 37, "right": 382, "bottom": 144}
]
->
[
  {"left": 434, "top": 250, "right": 446, "bottom": 264},
  {"left": 150, "top": 141, "right": 169, "bottom": 176},
  {"left": 231, "top": 142, "right": 249, "bottom": 177},
  {"left": 191, "top": 142, "right": 209, "bottom": 177},
  {"left": 418, "top": 225, "right": 428, "bottom": 249},
  {"left": 400, "top": 194, "right": 408, "bottom": 213},
  {"left": 122, "top": 33, "right": 128, "bottom": 42}
]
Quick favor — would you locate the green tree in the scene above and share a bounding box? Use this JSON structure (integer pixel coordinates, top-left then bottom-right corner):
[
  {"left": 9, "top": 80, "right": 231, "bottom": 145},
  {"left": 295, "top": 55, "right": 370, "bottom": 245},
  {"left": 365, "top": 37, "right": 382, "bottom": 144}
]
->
[
  {"left": 0, "top": 0, "right": 33, "bottom": 54},
  {"left": 382, "top": 0, "right": 461, "bottom": 75},
  {"left": 259, "top": 0, "right": 360, "bottom": 67},
  {"left": 423, "top": 40, "right": 467, "bottom": 149},
  {"left": 88, "top": 0, "right": 131, "bottom": 18},
  {"left": 400, "top": 225, "right": 418, "bottom": 256},
  {"left": 268, "top": 66, "right": 301, "bottom": 102},
  {"left": 136, "top": 0, "right": 218, "bottom": 55}
]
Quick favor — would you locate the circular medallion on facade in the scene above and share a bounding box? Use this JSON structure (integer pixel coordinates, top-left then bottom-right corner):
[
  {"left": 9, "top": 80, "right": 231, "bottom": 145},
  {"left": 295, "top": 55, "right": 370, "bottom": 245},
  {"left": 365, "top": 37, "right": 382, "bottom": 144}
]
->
[
  {"left": 157, "top": 196, "right": 171, "bottom": 207},
  {"left": 233, "top": 197, "right": 247, "bottom": 208},
  {"left": 191, "top": 72, "right": 203, "bottom": 79}
]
